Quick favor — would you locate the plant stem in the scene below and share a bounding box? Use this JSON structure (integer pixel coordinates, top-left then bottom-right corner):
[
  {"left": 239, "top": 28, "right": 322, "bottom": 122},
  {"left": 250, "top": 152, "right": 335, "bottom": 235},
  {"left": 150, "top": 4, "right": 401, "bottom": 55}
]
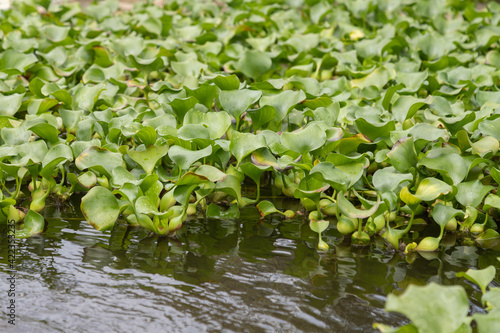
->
[{"left": 403, "top": 211, "right": 415, "bottom": 234}]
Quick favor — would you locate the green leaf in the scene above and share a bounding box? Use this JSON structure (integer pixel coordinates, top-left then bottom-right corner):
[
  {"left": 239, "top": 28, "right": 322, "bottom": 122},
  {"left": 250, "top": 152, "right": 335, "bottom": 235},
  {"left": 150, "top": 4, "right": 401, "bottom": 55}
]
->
[
  {"left": 492, "top": 168, "right": 500, "bottom": 185},
  {"left": 28, "top": 123, "right": 60, "bottom": 144},
  {"left": 236, "top": 50, "right": 272, "bottom": 79},
  {"left": 474, "top": 309, "right": 500, "bottom": 333},
  {"left": 169, "top": 96, "right": 198, "bottom": 121},
  {"left": 351, "top": 67, "right": 393, "bottom": 90},
  {"left": 168, "top": 145, "right": 212, "bottom": 171},
  {"left": 280, "top": 123, "right": 326, "bottom": 155},
  {"left": 229, "top": 131, "right": 266, "bottom": 166},
  {"left": 41, "top": 144, "right": 73, "bottom": 168},
  {"left": 219, "top": 89, "right": 262, "bottom": 120},
  {"left": 135, "top": 196, "right": 170, "bottom": 217},
  {"left": 214, "top": 174, "right": 244, "bottom": 207},
  {"left": 184, "top": 110, "right": 232, "bottom": 139},
  {"left": 387, "top": 137, "right": 418, "bottom": 173},
  {"left": 129, "top": 55, "right": 165, "bottom": 73},
  {"left": 81, "top": 186, "right": 120, "bottom": 231},
  {"left": 373, "top": 167, "right": 412, "bottom": 192},
  {"left": 0, "top": 49, "right": 38, "bottom": 74},
  {"left": 259, "top": 90, "right": 306, "bottom": 121},
  {"left": 206, "top": 203, "right": 240, "bottom": 219},
  {"left": 27, "top": 98, "right": 59, "bottom": 115},
  {"left": 373, "top": 323, "right": 418, "bottom": 333},
  {"left": 309, "top": 220, "right": 329, "bottom": 234},
  {"left": 310, "top": 159, "right": 347, "bottom": 188},
  {"left": 385, "top": 283, "right": 469, "bottom": 333},
  {"left": 248, "top": 105, "right": 277, "bottom": 130},
  {"left": 185, "top": 84, "right": 219, "bottom": 109},
  {"left": 470, "top": 136, "right": 499, "bottom": 158},
  {"left": 431, "top": 203, "right": 464, "bottom": 229},
  {"left": 41, "top": 24, "right": 69, "bottom": 42},
  {"left": 418, "top": 150, "right": 468, "bottom": 185},
  {"left": 356, "top": 118, "right": 395, "bottom": 141},
  {"left": 484, "top": 194, "right": 500, "bottom": 211},
  {"left": 400, "top": 186, "right": 422, "bottom": 212},
  {"left": 75, "top": 146, "right": 124, "bottom": 178},
  {"left": 0, "top": 93, "right": 24, "bottom": 117},
  {"left": 478, "top": 118, "right": 500, "bottom": 140},
  {"left": 414, "top": 177, "right": 453, "bottom": 202},
  {"left": 15, "top": 210, "right": 45, "bottom": 239},
  {"left": 194, "top": 165, "right": 226, "bottom": 182},
  {"left": 456, "top": 180, "right": 493, "bottom": 208},
  {"left": 483, "top": 288, "right": 500, "bottom": 309},
  {"left": 73, "top": 84, "right": 105, "bottom": 112},
  {"left": 128, "top": 145, "right": 169, "bottom": 174},
  {"left": 211, "top": 74, "right": 240, "bottom": 90},
  {"left": 256, "top": 200, "right": 281, "bottom": 218},
  {"left": 337, "top": 191, "right": 380, "bottom": 219},
  {"left": 325, "top": 154, "right": 369, "bottom": 187},
  {"left": 134, "top": 126, "right": 157, "bottom": 147},
  {"left": 457, "top": 266, "right": 496, "bottom": 294},
  {"left": 391, "top": 96, "right": 429, "bottom": 123},
  {"left": 475, "top": 229, "right": 500, "bottom": 250}
]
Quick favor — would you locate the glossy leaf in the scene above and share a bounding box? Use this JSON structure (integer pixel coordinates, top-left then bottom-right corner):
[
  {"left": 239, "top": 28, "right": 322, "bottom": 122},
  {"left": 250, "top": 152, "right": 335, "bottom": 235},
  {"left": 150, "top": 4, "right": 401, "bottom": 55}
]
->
[
  {"left": 168, "top": 145, "right": 212, "bottom": 171},
  {"left": 219, "top": 89, "right": 261, "bottom": 120},
  {"left": 387, "top": 137, "right": 418, "bottom": 173},
  {"left": 456, "top": 180, "right": 494, "bottom": 208},
  {"left": 81, "top": 186, "right": 120, "bottom": 231},
  {"left": 414, "top": 178, "right": 453, "bottom": 202},
  {"left": 76, "top": 146, "right": 124, "bottom": 178},
  {"left": 15, "top": 210, "right": 45, "bottom": 239}
]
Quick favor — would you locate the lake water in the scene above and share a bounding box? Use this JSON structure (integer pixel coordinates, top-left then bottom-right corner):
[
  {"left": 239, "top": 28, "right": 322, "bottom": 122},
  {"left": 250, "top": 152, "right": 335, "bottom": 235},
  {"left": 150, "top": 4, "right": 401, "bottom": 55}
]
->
[{"left": 1, "top": 195, "right": 498, "bottom": 332}]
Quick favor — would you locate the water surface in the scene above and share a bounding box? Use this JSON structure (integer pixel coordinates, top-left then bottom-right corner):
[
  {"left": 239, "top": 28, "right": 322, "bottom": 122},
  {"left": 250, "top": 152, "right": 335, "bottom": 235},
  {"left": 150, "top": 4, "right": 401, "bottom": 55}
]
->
[{"left": 1, "top": 198, "right": 499, "bottom": 332}]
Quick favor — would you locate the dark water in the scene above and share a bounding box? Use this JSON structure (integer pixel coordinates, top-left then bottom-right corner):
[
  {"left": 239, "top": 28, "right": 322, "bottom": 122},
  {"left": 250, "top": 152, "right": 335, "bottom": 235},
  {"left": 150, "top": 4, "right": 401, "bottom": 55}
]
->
[{"left": 1, "top": 196, "right": 499, "bottom": 333}]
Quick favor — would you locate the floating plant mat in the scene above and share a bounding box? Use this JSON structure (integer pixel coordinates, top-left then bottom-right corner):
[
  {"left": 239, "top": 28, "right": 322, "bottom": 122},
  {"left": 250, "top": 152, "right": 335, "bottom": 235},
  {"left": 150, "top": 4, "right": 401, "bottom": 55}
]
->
[
  {"left": 0, "top": 0, "right": 500, "bottom": 331},
  {"left": 0, "top": 196, "right": 498, "bottom": 332}
]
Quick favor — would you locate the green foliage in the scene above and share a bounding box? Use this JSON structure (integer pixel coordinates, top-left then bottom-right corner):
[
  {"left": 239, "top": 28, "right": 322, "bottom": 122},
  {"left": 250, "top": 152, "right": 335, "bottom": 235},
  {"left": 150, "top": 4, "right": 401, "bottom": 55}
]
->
[
  {"left": 377, "top": 263, "right": 500, "bottom": 333},
  {"left": 0, "top": 0, "right": 497, "bottom": 262}
]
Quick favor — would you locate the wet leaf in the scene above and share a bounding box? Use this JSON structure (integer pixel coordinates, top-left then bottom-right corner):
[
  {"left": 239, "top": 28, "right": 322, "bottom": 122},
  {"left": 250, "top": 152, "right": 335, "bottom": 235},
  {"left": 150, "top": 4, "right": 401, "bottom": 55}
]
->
[
  {"left": 257, "top": 200, "right": 281, "bottom": 218},
  {"left": 15, "top": 210, "right": 45, "bottom": 239},
  {"left": 309, "top": 219, "right": 329, "bottom": 234}
]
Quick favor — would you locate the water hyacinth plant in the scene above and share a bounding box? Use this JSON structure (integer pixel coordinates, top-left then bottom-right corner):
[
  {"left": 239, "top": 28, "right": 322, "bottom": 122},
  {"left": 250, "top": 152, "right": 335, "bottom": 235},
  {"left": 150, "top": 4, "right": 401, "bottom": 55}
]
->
[
  {"left": 0, "top": 0, "right": 498, "bottom": 259},
  {"left": 376, "top": 263, "right": 500, "bottom": 333}
]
